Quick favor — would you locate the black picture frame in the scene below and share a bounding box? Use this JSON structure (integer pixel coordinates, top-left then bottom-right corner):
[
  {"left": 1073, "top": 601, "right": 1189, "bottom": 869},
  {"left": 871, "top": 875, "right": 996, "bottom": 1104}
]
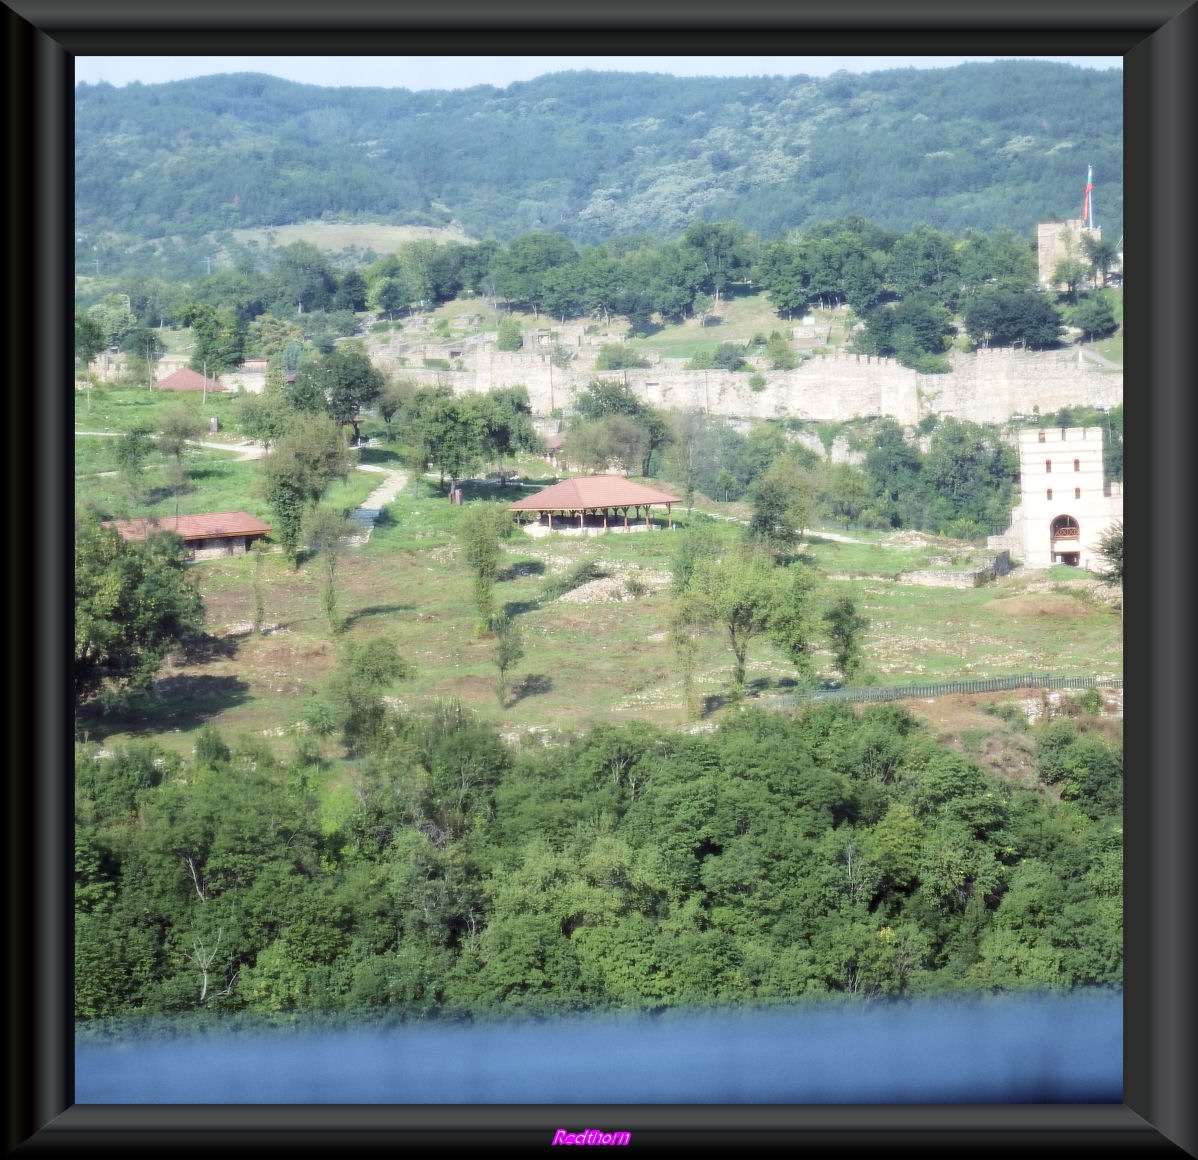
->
[{"left": 7, "top": 0, "right": 1193, "bottom": 1153}]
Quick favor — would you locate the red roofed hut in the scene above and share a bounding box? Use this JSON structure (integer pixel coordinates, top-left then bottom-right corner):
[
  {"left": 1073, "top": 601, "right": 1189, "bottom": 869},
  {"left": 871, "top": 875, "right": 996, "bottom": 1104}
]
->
[
  {"left": 507, "top": 476, "right": 681, "bottom": 535},
  {"left": 154, "top": 367, "right": 225, "bottom": 393},
  {"left": 103, "top": 511, "right": 271, "bottom": 560}
]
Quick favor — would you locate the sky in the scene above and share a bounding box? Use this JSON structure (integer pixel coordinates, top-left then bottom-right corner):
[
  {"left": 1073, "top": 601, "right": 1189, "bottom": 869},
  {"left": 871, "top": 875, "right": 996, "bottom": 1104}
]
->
[{"left": 74, "top": 55, "right": 1122, "bottom": 92}]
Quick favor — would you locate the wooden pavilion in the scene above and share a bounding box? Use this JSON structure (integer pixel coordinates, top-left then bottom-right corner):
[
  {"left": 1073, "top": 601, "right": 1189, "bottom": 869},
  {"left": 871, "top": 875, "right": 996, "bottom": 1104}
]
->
[{"left": 507, "top": 476, "right": 682, "bottom": 532}]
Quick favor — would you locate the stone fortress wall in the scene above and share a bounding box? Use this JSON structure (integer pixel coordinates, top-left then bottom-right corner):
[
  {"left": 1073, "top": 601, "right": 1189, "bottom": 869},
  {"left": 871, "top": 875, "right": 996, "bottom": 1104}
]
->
[{"left": 376, "top": 333, "right": 1122, "bottom": 428}]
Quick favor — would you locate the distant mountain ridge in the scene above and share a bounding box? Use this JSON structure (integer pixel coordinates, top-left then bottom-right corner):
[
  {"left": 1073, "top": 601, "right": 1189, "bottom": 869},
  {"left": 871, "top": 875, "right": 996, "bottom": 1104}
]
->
[{"left": 75, "top": 61, "right": 1122, "bottom": 248}]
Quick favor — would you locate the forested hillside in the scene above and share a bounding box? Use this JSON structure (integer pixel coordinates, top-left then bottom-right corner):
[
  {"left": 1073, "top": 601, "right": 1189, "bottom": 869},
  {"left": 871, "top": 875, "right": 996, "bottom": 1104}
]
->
[
  {"left": 76, "top": 701, "right": 1122, "bottom": 1022},
  {"left": 75, "top": 61, "right": 1122, "bottom": 259}
]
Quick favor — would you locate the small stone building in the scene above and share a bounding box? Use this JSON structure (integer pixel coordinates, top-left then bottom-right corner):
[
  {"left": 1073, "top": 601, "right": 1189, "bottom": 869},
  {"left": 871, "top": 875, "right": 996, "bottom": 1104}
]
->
[
  {"left": 988, "top": 427, "right": 1122, "bottom": 570},
  {"left": 104, "top": 511, "right": 272, "bottom": 560}
]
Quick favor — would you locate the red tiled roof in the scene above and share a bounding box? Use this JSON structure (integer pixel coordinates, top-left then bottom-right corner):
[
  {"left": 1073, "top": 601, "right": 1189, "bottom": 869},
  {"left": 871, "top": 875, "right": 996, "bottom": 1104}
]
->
[
  {"left": 507, "top": 476, "right": 681, "bottom": 512},
  {"left": 155, "top": 367, "right": 224, "bottom": 392},
  {"left": 103, "top": 511, "right": 271, "bottom": 543}
]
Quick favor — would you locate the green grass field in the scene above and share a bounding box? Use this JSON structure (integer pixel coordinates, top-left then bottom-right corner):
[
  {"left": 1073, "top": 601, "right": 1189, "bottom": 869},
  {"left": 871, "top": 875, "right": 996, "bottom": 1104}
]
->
[{"left": 75, "top": 446, "right": 1122, "bottom": 768}]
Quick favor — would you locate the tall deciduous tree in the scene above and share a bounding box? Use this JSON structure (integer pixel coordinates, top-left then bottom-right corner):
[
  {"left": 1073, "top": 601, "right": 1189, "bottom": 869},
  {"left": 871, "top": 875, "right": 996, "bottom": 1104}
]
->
[
  {"left": 690, "top": 548, "right": 784, "bottom": 694},
  {"left": 157, "top": 404, "right": 205, "bottom": 516},
  {"left": 320, "top": 341, "right": 385, "bottom": 441},
  {"left": 824, "top": 597, "right": 869, "bottom": 683},
  {"left": 459, "top": 502, "right": 513, "bottom": 633},
  {"left": 747, "top": 452, "right": 813, "bottom": 552},
  {"left": 303, "top": 506, "right": 352, "bottom": 633},
  {"left": 261, "top": 414, "right": 355, "bottom": 565},
  {"left": 74, "top": 309, "right": 108, "bottom": 369},
  {"left": 491, "top": 612, "right": 525, "bottom": 707},
  {"left": 74, "top": 511, "right": 206, "bottom": 706}
]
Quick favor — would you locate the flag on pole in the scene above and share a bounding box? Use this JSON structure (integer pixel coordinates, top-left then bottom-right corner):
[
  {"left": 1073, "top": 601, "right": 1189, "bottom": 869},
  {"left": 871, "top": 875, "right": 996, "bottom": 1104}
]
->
[{"left": 1082, "top": 166, "right": 1094, "bottom": 228}]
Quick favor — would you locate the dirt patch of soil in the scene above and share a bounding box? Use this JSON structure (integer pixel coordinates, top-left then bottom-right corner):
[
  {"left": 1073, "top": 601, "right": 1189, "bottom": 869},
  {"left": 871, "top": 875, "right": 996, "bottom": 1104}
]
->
[
  {"left": 894, "top": 692, "right": 1039, "bottom": 785},
  {"left": 895, "top": 692, "right": 1002, "bottom": 734},
  {"left": 434, "top": 674, "right": 495, "bottom": 702},
  {"left": 985, "top": 594, "right": 1094, "bottom": 618}
]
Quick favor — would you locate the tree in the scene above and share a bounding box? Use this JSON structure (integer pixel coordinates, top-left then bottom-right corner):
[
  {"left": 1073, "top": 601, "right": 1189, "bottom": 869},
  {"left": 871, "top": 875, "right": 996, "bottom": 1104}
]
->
[
  {"left": 121, "top": 327, "right": 166, "bottom": 388},
  {"left": 74, "top": 511, "right": 205, "bottom": 706},
  {"left": 594, "top": 343, "right": 650, "bottom": 371},
  {"left": 114, "top": 421, "right": 155, "bottom": 506},
  {"left": 1069, "top": 293, "right": 1118, "bottom": 342},
  {"left": 765, "top": 331, "right": 798, "bottom": 370},
  {"left": 769, "top": 564, "right": 818, "bottom": 685},
  {"left": 320, "top": 341, "right": 385, "bottom": 441},
  {"left": 271, "top": 240, "right": 337, "bottom": 315},
  {"left": 261, "top": 414, "right": 355, "bottom": 565},
  {"left": 1052, "top": 257, "right": 1091, "bottom": 302},
  {"left": 1080, "top": 233, "right": 1119, "bottom": 287},
  {"left": 824, "top": 597, "right": 868, "bottom": 683},
  {"left": 491, "top": 612, "right": 525, "bottom": 707},
  {"left": 459, "top": 502, "right": 512, "bottom": 633},
  {"left": 323, "top": 636, "right": 411, "bottom": 756},
  {"left": 238, "top": 371, "right": 293, "bottom": 449},
  {"left": 74, "top": 309, "right": 108, "bottom": 369},
  {"left": 755, "top": 239, "right": 809, "bottom": 320},
  {"left": 664, "top": 411, "right": 704, "bottom": 511},
  {"left": 1094, "top": 519, "right": 1123, "bottom": 587},
  {"left": 571, "top": 379, "right": 671, "bottom": 476},
  {"left": 157, "top": 404, "right": 205, "bottom": 516},
  {"left": 496, "top": 315, "right": 523, "bottom": 351},
  {"left": 747, "top": 452, "right": 812, "bottom": 551},
  {"left": 370, "top": 275, "right": 411, "bottom": 322},
  {"left": 1093, "top": 520, "right": 1123, "bottom": 624},
  {"left": 376, "top": 377, "right": 415, "bottom": 443},
  {"left": 493, "top": 231, "right": 579, "bottom": 314},
  {"left": 667, "top": 594, "right": 709, "bottom": 719},
  {"left": 681, "top": 220, "right": 753, "bottom": 303},
  {"left": 182, "top": 303, "right": 246, "bottom": 374},
  {"left": 563, "top": 414, "right": 649, "bottom": 477},
  {"left": 475, "top": 386, "right": 539, "bottom": 479},
  {"left": 303, "top": 506, "right": 352, "bottom": 633},
  {"left": 691, "top": 548, "right": 783, "bottom": 694},
  {"left": 87, "top": 294, "right": 136, "bottom": 349}
]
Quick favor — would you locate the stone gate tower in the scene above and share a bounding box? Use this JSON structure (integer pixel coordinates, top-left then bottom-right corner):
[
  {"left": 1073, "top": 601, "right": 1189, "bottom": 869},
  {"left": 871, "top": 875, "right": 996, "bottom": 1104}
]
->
[{"left": 989, "top": 426, "right": 1122, "bottom": 570}]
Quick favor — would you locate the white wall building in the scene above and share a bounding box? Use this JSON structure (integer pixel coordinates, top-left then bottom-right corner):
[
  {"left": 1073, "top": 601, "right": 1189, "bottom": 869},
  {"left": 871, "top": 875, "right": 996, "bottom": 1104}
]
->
[{"left": 989, "top": 426, "right": 1122, "bottom": 570}]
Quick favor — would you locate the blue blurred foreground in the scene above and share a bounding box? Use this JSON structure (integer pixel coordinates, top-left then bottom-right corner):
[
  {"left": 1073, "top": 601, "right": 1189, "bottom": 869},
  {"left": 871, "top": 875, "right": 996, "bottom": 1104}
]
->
[{"left": 76, "top": 991, "right": 1121, "bottom": 1104}]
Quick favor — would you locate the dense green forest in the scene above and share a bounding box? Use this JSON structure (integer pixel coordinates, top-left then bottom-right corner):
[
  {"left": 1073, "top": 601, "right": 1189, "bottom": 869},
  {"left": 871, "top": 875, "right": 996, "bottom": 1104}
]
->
[
  {"left": 76, "top": 61, "right": 1122, "bottom": 268},
  {"left": 76, "top": 697, "right": 1121, "bottom": 1022}
]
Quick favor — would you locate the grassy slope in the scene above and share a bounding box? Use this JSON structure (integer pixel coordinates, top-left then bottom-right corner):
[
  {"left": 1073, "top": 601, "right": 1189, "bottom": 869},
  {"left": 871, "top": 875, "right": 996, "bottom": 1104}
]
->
[{"left": 75, "top": 450, "right": 1122, "bottom": 766}]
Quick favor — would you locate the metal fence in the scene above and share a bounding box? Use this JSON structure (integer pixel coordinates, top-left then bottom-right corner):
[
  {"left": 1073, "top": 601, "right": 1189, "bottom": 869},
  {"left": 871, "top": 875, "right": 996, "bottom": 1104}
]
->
[{"left": 767, "top": 672, "right": 1123, "bottom": 709}]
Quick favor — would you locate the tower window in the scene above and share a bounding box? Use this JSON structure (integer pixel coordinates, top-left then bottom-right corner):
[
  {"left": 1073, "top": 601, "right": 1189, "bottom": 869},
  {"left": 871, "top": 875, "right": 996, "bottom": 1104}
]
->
[
  {"left": 1045, "top": 460, "right": 1052, "bottom": 473},
  {"left": 1047, "top": 489, "right": 1053, "bottom": 500},
  {"left": 1075, "top": 488, "right": 1081, "bottom": 499},
  {"left": 1038, "top": 431, "right": 1046, "bottom": 443},
  {"left": 1074, "top": 459, "right": 1080, "bottom": 471}
]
